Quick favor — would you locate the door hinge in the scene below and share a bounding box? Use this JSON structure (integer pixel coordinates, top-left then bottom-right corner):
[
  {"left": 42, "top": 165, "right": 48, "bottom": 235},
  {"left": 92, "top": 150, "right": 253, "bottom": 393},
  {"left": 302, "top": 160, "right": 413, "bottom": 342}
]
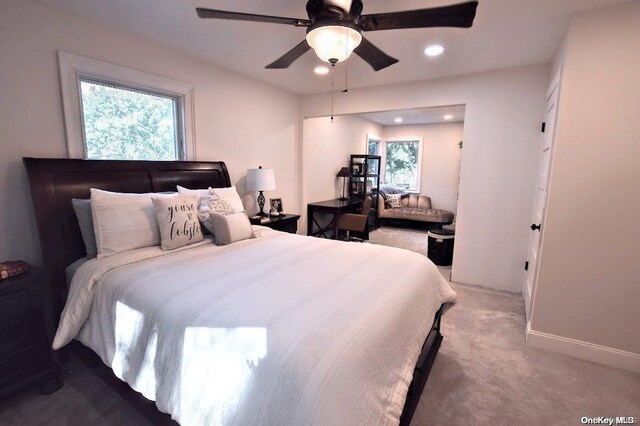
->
[
  {"left": 541, "top": 122, "right": 546, "bottom": 133},
  {"left": 525, "top": 261, "right": 529, "bottom": 271}
]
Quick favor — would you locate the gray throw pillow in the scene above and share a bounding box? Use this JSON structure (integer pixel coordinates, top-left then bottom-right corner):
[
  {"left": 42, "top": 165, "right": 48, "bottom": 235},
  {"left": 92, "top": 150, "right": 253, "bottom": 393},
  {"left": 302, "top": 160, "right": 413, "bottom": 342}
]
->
[
  {"left": 72, "top": 199, "right": 97, "bottom": 258},
  {"left": 209, "top": 212, "right": 255, "bottom": 245}
]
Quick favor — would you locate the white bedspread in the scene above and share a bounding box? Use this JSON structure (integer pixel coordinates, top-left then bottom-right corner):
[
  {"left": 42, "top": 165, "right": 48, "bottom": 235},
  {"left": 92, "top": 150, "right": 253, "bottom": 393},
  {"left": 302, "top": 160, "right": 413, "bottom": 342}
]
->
[{"left": 55, "top": 227, "right": 456, "bottom": 426}]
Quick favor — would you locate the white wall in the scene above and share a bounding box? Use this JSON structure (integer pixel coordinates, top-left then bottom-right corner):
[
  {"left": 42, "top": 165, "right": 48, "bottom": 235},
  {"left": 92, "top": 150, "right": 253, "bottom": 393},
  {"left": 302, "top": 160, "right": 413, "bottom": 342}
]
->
[
  {"left": 0, "top": 0, "right": 301, "bottom": 266},
  {"left": 381, "top": 122, "right": 464, "bottom": 214},
  {"left": 302, "top": 115, "right": 382, "bottom": 231},
  {"left": 302, "top": 65, "right": 549, "bottom": 293},
  {"left": 528, "top": 2, "right": 640, "bottom": 370}
]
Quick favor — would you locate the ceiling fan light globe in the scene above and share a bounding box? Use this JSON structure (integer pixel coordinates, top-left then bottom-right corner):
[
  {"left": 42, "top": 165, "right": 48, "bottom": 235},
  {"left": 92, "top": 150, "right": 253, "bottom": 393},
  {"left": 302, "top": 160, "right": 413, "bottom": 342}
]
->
[{"left": 305, "top": 25, "right": 362, "bottom": 64}]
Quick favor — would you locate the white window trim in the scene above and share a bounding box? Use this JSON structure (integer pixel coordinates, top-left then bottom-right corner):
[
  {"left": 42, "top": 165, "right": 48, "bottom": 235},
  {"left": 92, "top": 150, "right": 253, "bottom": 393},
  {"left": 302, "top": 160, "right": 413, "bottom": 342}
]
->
[
  {"left": 381, "top": 136, "right": 423, "bottom": 193},
  {"left": 58, "top": 51, "right": 196, "bottom": 160}
]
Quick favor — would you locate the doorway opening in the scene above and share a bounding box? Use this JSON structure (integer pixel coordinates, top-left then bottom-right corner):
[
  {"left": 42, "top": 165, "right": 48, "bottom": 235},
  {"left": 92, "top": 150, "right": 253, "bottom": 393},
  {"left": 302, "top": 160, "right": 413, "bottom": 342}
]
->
[{"left": 302, "top": 104, "right": 466, "bottom": 280}]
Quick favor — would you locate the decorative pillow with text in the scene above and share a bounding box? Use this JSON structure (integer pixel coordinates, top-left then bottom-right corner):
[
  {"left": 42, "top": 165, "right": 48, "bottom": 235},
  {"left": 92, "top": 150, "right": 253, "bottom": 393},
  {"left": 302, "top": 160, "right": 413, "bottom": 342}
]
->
[
  {"left": 386, "top": 193, "right": 402, "bottom": 209},
  {"left": 152, "top": 194, "right": 203, "bottom": 250}
]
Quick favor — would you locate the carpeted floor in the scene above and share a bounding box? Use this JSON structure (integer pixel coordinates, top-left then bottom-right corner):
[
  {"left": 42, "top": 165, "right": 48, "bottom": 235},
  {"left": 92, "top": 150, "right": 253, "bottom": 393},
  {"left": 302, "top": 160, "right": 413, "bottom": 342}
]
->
[
  {"left": 368, "top": 225, "right": 432, "bottom": 256},
  {"left": 1, "top": 227, "right": 638, "bottom": 425},
  {"left": 370, "top": 226, "right": 640, "bottom": 425},
  {"left": 414, "top": 281, "right": 640, "bottom": 425}
]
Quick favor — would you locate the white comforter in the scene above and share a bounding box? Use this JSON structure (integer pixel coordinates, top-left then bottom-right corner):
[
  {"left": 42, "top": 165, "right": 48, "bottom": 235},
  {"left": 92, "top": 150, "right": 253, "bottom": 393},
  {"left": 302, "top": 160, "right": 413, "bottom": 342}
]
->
[{"left": 54, "top": 227, "right": 457, "bottom": 426}]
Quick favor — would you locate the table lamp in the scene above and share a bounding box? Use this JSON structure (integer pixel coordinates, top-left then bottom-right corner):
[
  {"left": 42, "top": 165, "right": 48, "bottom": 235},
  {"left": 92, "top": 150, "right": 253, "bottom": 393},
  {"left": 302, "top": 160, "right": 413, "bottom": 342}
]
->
[
  {"left": 336, "top": 167, "right": 351, "bottom": 200},
  {"left": 246, "top": 166, "right": 276, "bottom": 216}
]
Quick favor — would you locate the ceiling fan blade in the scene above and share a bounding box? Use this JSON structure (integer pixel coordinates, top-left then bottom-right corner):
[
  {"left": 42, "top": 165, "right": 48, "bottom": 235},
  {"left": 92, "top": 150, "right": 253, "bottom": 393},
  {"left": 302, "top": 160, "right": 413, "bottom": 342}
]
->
[
  {"left": 353, "top": 37, "right": 398, "bottom": 71},
  {"left": 265, "top": 40, "right": 311, "bottom": 69},
  {"left": 196, "top": 8, "right": 310, "bottom": 27},
  {"left": 359, "top": 1, "right": 478, "bottom": 31}
]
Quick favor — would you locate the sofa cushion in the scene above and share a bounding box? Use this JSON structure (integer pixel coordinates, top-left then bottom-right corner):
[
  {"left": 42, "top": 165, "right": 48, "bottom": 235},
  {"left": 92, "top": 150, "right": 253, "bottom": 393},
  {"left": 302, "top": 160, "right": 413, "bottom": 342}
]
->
[
  {"left": 425, "top": 209, "right": 455, "bottom": 223},
  {"left": 402, "top": 194, "right": 432, "bottom": 209},
  {"left": 380, "top": 207, "right": 454, "bottom": 224}
]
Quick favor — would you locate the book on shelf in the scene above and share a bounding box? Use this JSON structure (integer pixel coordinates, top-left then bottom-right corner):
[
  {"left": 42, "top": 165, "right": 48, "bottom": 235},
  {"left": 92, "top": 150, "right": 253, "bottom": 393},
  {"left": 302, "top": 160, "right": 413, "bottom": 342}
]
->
[{"left": 0, "top": 261, "right": 29, "bottom": 280}]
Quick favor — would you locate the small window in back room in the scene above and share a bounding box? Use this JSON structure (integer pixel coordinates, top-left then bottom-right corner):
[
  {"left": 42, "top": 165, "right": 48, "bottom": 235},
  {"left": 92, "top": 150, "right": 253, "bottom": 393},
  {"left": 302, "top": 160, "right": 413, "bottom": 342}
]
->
[
  {"left": 367, "top": 136, "right": 381, "bottom": 155},
  {"left": 80, "top": 79, "right": 183, "bottom": 160},
  {"left": 384, "top": 139, "right": 422, "bottom": 191}
]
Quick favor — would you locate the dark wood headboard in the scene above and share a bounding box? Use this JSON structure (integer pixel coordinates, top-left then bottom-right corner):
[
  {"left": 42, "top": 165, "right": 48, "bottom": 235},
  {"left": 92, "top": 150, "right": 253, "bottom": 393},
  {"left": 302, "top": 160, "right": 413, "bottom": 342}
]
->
[{"left": 23, "top": 158, "right": 232, "bottom": 321}]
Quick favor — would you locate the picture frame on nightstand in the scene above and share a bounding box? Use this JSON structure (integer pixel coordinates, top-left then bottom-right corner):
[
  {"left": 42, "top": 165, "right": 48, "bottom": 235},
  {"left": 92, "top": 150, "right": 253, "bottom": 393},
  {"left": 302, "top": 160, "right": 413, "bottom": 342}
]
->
[{"left": 270, "top": 198, "right": 283, "bottom": 216}]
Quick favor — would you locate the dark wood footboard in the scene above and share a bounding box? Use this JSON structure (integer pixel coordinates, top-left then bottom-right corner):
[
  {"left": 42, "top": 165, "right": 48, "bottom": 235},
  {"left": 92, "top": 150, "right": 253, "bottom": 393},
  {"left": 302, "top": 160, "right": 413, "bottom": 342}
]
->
[{"left": 400, "top": 305, "right": 445, "bottom": 426}]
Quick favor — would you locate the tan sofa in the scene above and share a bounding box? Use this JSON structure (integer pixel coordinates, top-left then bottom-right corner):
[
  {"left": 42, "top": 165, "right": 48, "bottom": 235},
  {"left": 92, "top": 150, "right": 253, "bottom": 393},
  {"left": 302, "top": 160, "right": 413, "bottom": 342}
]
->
[{"left": 377, "top": 194, "right": 454, "bottom": 227}]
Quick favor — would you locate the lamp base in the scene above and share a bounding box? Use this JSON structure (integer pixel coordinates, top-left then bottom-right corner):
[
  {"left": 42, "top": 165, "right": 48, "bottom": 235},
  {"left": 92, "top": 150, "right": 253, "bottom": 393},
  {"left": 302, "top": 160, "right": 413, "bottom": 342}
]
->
[
  {"left": 257, "top": 191, "right": 267, "bottom": 216},
  {"left": 338, "top": 196, "right": 348, "bottom": 201}
]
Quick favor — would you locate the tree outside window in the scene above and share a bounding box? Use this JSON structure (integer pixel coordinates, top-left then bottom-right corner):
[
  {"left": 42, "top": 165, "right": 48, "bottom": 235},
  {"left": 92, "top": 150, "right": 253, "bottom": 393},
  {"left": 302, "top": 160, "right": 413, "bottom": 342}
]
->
[
  {"left": 80, "top": 80, "right": 181, "bottom": 160},
  {"left": 384, "top": 140, "right": 421, "bottom": 191}
]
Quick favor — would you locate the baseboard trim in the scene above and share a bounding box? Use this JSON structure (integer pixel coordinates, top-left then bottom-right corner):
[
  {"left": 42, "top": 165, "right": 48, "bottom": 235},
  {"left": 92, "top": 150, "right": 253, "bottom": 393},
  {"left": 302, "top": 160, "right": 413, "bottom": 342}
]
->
[{"left": 526, "top": 329, "right": 640, "bottom": 373}]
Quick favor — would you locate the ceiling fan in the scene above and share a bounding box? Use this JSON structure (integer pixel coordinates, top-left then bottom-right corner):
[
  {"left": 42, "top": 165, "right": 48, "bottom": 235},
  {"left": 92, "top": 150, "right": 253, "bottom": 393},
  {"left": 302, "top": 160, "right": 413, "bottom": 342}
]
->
[{"left": 196, "top": 0, "right": 479, "bottom": 72}]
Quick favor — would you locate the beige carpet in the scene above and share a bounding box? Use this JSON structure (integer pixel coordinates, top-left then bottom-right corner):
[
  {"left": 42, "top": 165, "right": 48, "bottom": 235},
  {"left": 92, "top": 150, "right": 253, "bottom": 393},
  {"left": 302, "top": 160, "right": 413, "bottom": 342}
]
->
[
  {"left": 368, "top": 226, "right": 432, "bottom": 256},
  {"left": 1, "top": 228, "right": 638, "bottom": 425},
  {"left": 370, "top": 226, "right": 640, "bottom": 425},
  {"left": 415, "top": 281, "right": 639, "bottom": 425}
]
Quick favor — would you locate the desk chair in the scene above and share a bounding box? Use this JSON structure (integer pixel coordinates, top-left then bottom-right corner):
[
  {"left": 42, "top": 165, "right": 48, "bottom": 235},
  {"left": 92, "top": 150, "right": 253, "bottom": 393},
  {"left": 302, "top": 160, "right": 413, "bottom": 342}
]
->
[{"left": 337, "top": 196, "right": 372, "bottom": 242}]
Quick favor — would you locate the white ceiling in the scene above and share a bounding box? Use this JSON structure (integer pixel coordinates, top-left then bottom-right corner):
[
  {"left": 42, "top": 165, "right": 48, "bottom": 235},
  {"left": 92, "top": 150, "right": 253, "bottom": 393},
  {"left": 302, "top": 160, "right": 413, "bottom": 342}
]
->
[
  {"left": 359, "top": 105, "right": 465, "bottom": 126},
  {"left": 38, "top": 0, "right": 629, "bottom": 95}
]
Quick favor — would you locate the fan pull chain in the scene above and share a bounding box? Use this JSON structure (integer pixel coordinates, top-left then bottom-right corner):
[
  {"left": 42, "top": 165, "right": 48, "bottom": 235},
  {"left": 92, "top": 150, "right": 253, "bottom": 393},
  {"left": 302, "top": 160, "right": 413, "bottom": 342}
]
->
[
  {"left": 331, "top": 80, "right": 335, "bottom": 123},
  {"left": 343, "top": 26, "right": 350, "bottom": 93},
  {"left": 330, "top": 65, "right": 335, "bottom": 123},
  {"left": 343, "top": 57, "right": 350, "bottom": 93}
]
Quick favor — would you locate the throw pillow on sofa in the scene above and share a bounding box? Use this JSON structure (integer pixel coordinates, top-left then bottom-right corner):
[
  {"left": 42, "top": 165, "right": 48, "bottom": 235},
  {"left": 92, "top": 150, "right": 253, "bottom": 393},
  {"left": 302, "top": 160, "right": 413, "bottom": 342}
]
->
[{"left": 385, "top": 194, "right": 402, "bottom": 208}]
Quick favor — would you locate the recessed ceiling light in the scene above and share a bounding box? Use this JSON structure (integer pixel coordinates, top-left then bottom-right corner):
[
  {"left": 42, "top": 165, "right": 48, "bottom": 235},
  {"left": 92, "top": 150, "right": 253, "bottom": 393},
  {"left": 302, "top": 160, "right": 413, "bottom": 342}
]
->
[
  {"left": 424, "top": 44, "right": 445, "bottom": 57},
  {"left": 394, "top": 117, "right": 403, "bottom": 123},
  {"left": 443, "top": 114, "right": 453, "bottom": 120},
  {"left": 314, "top": 66, "right": 330, "bottom": 75}
]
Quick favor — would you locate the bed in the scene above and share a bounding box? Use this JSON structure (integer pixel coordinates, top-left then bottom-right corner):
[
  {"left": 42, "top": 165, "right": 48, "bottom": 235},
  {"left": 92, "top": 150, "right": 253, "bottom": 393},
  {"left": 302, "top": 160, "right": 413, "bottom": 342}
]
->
[{"left": 23, "top": 158, "right": 457, "bottom": 426}]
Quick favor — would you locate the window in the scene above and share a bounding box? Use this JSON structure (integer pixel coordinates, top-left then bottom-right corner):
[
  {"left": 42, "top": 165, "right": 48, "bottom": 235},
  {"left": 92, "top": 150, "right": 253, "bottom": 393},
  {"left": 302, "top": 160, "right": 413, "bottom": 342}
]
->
[
  {"left": 383, "top": 138, "right": 422, "bottom": 191},
  {"left": 80, "top": 79, "right": 182, "bottom": 160},
  {"left": 59, "top": 52, "right": 195, "bottom": 160},
  {"left": 367, "top": 134, "right": 381, "bottom": 155}
]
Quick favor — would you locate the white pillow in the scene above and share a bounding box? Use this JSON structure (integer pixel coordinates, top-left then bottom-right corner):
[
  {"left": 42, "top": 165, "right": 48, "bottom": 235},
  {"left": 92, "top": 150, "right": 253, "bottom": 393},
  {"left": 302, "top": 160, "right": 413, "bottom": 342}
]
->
[
  {"left": 209, "top": 186, "right": 244, "bottom": 212},
  {"left": 177, "top": 185, "right": 244, "bottom": 212},
  {"left": 152, "top": 194, "right": 203, "bottom": 250},
  {"left": 176, "top": 185, "right": 209, "bottom": 204},
  {"left": 91, "top": 189, "right": 167, "bottom": 258},
  {"left": 210, "top": 212, "right": 255, "bottom": 245}
]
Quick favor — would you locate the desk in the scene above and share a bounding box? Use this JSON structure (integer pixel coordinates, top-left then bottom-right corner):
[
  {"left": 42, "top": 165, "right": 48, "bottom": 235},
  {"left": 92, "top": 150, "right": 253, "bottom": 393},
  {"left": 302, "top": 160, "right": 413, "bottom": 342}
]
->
[{"left": 307, "top": 198, "right": 363, "bottom": 239}]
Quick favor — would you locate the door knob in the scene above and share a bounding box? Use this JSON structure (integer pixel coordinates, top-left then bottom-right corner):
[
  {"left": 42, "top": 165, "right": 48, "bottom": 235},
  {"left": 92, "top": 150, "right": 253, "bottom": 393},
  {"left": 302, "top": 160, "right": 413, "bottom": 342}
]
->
[{"left": 531, "top": 223, "right": 542, "bottom": 231}]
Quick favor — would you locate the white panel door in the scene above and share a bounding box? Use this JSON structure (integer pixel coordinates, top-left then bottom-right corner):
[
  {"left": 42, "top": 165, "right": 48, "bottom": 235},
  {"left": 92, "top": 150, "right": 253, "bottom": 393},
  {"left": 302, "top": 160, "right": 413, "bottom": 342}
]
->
[{"left": 524, "top": 72, "right": 560, "bottom": 322}]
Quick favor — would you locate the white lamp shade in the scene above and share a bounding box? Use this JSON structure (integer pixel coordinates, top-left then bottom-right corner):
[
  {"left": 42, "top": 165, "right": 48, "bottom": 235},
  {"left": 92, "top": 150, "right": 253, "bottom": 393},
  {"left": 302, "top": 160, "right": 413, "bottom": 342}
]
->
[
  {"left": 246, "top": 167, "right": 276, "bottom": 192},
  {"left": 306, "top": 25, "right": 362, "bottom": 64}
]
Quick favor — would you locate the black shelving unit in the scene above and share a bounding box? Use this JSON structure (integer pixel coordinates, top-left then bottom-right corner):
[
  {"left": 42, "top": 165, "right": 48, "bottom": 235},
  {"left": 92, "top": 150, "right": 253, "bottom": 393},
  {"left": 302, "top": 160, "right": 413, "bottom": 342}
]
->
[{"left": 349, "top": 154, "right": 381, "bottom": 230}]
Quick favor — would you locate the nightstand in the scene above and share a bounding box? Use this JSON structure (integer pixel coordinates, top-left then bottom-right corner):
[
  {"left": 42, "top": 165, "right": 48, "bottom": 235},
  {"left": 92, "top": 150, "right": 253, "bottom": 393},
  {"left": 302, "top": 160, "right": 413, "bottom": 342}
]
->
[
  {"left": 0, "top": 265, "right": 62, "bottom": 400},
  {"left": 250, "top": 214, "right": 301, "bottom": 234}
]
